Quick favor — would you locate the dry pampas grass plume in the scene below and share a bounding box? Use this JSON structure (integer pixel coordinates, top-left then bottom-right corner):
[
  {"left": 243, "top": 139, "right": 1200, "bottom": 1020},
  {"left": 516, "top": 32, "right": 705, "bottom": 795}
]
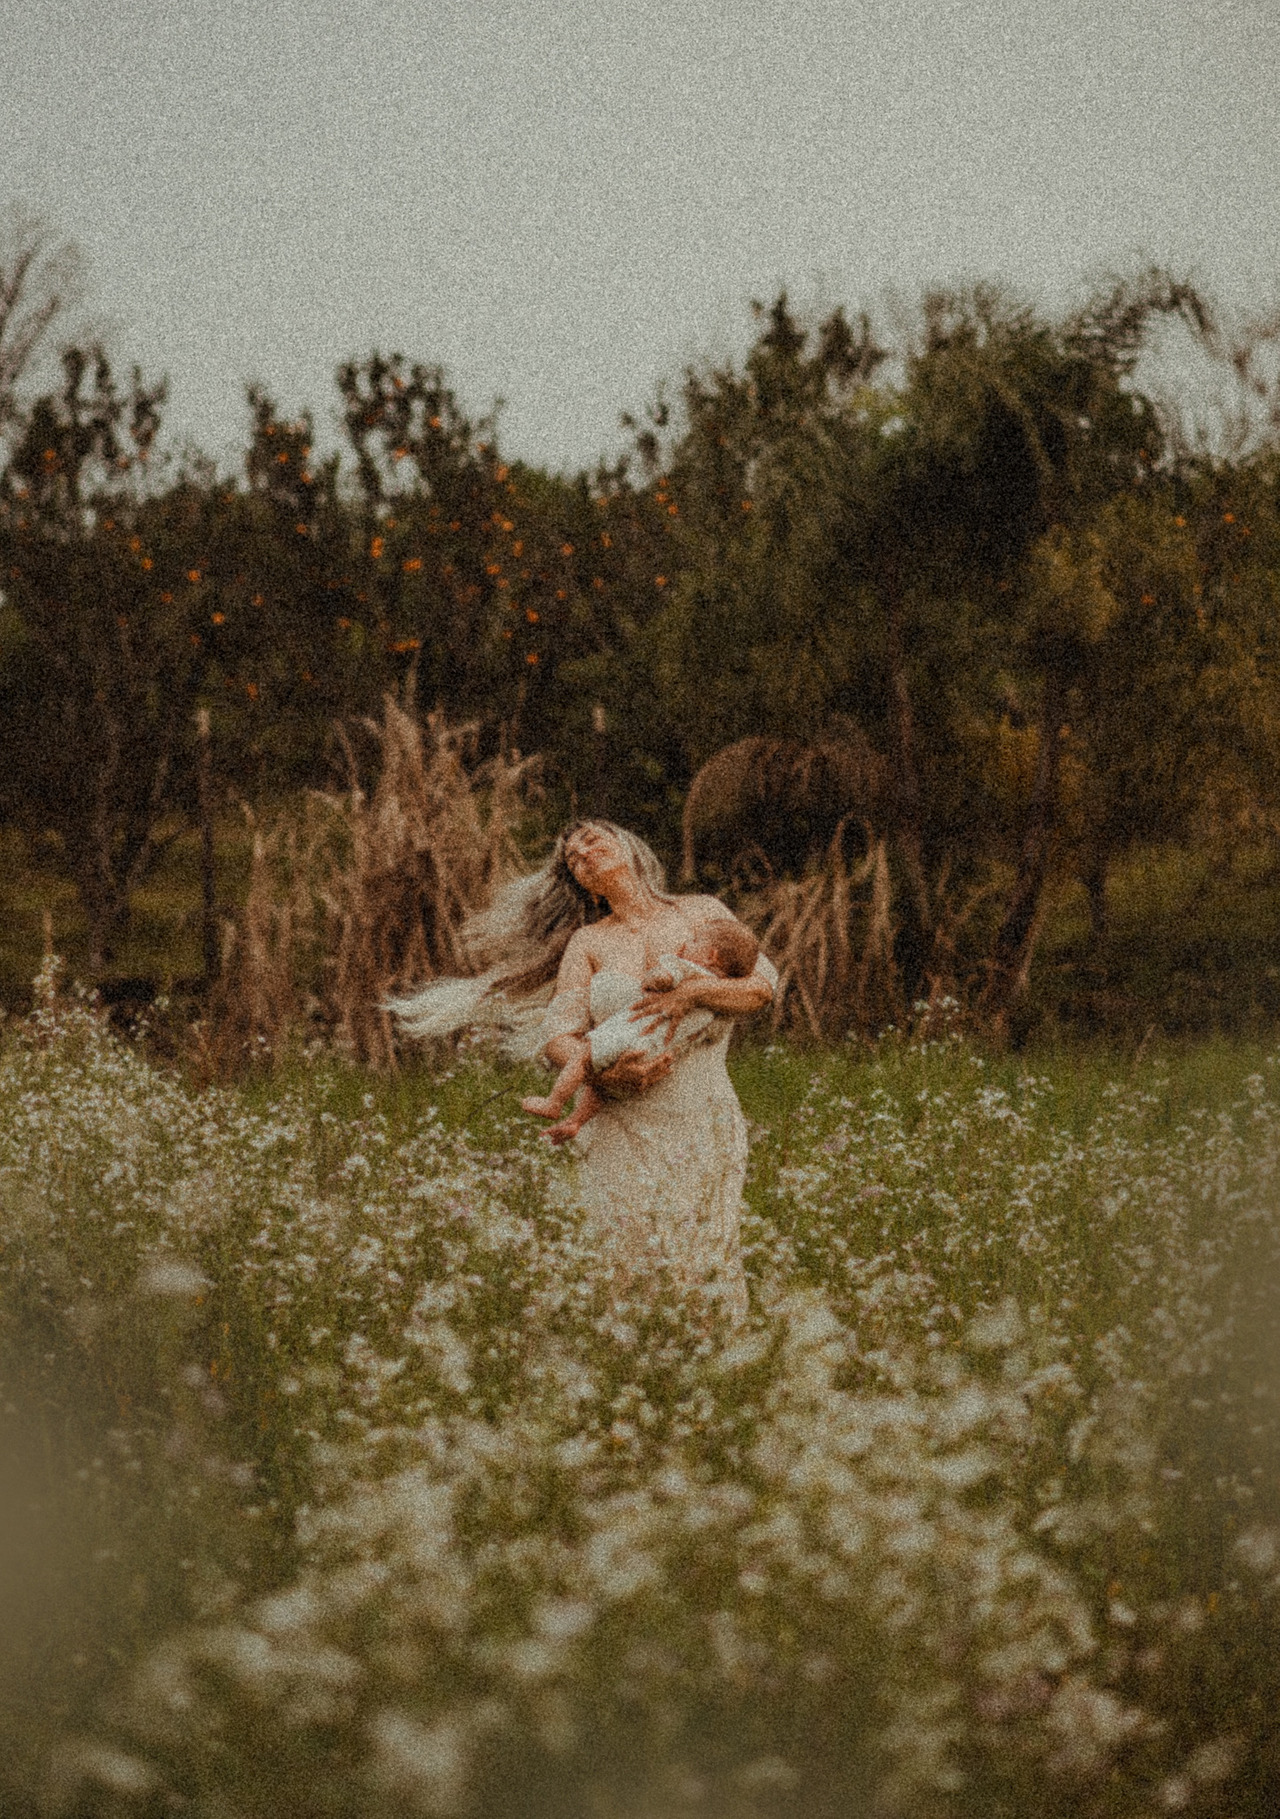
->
[{"left": 203, "top": 698, "right": 540, "bottom": 1074}]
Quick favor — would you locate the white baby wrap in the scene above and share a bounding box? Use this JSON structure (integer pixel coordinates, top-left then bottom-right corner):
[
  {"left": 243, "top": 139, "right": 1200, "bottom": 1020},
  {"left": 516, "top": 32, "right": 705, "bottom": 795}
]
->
[{"left": 586, "top": 956, "right": 716, "bottom": 1071}]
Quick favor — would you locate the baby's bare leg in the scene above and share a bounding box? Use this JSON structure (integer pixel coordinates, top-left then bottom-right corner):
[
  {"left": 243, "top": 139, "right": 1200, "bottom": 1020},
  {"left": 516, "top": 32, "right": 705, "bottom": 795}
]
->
[
  {"left": 522, "top": 1045, "right": 588, "bottom": 1119},
  {"left": 546, "top": 1081, "right": 606, "bottom": 1145}
]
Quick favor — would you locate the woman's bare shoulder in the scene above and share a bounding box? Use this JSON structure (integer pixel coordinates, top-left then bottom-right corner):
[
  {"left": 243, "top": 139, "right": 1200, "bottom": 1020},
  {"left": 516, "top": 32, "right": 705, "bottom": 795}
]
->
[
  {"left": 562, "top": 921, "right": 614, "bottom": 968},
  {"left": 676, "top": 892, "right": 740, "bottom": 922},
  {"left": 560, "top": 924, "right": 596, "bottom": 962}
]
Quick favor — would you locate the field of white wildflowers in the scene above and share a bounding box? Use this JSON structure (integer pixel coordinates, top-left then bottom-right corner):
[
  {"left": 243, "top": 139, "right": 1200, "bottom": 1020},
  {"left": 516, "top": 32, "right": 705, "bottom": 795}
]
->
[{"left": 2, "top": 969, "right": 1278, "bottom": 1819}]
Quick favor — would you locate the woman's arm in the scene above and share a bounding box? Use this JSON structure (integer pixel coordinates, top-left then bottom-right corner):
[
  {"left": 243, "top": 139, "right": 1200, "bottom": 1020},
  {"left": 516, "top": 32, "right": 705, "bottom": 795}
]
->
[
  {"left": 630, "top": 949, "right": 775, "bottom": 1038},
  {"left": 541, "top": 932, "right": 593, "bottom": 1070},
  {"left": 689, "top": 970, "right": 773, "bottom": 1015},
  {"left": 628, "top": 969, "right": 769, "bottom": 1038}
]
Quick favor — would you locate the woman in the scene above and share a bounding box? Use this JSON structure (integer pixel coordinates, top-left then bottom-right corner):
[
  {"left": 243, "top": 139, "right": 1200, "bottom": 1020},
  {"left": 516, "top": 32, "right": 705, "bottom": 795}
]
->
[{"left": 390, "top": 820, "right": 775, "bottom": 1322}]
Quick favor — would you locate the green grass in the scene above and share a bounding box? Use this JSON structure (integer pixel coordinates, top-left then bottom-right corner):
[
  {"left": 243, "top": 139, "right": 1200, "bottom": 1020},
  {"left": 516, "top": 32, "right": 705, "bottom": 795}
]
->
[
  {"left": 1031, "top": 843, "right": 1280, "bottom": 1039},
  {"left": 0, "top": 816, "right": 255, "bottom": 1008}
]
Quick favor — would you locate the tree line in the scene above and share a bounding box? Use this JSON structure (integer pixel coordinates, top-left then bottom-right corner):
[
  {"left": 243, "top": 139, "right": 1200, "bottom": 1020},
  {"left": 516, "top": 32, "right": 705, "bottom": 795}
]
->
[{"left": 2, "top": 207, "right": 1279, "bottom": 1023}]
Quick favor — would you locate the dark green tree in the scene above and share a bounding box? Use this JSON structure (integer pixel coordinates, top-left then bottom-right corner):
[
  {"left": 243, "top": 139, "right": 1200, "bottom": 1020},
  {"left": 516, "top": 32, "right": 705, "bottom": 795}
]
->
[
  {"left": 0, "top": 346, "right": 205, "bottom": 967},
  {"left": 335, "top": 355, "right": 511, "bottom": 724},
  {"left": 635, "top": 278, "right": 1220, "bottom": 1016}
]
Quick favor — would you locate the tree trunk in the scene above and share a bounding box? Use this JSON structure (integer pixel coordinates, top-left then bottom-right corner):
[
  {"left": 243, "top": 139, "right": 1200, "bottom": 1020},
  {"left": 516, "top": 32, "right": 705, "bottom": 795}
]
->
[
  {"left": 883, "top": 578, "right": 932, "bottom": 1001},
  {"left": 591, "top": 702, "right": 609, "bottom": 817},
  {"left": 983, "top": 667, "right": 1068, "bottom": 1032},
  {"left": 78, "top": 864, "right": 128, "bottom": 975},
  {"left": 196, "top": 707, "right": 218, "bottom": 986},
  {"left": 1083, "top": 848, "right": 1110, "bottom": 948},
  {"left": 80, "top": 702, "right": 126, "bottom": 973},
  {"left": 59, "top": 690, "right": 188, "bottom": 977}
]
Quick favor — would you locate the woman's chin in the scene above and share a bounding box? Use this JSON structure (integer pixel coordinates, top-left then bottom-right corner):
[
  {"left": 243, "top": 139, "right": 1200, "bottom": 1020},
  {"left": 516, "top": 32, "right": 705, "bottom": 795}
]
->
[{"left": 599, "top": 864, "right": 635, "bottom": 895}]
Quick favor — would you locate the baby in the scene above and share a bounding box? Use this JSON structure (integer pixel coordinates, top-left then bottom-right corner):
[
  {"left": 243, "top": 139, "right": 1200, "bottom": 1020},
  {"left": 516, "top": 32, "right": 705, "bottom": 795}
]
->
[{"left": 522, "top": 917, "right": 760, "bottom": 1145}]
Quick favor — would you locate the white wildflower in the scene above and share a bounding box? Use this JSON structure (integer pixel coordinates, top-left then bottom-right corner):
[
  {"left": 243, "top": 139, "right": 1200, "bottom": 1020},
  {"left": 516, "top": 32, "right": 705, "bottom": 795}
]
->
[
  {"left": 532, "top": 1598, "right": 594, "bottom": 1643},
  {"left": 1234, "top": 1525, "right": 1279, "bottom": 1574},
  {"left": 368, "top": 1709, "right": 470, "bottom": 1815},
  {"left": 931, "top": 1447, "right": 996, "bottom": 1490},
  {"left": 967, "top": 1298, "right": 1024, "bottom": 1350},
  {"left": 49, "top": 1739, "right": 158, "bottom": 1800},
  {"left": 1045, "top": 1677, "right": 1146, "bottom": 1774},
  {"left": 136, "top": 1257, "right": 210, "bottom": 1298}
]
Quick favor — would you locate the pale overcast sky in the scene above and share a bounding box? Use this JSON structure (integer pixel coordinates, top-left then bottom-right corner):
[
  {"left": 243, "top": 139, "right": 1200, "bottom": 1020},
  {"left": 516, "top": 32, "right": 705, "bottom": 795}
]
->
[{"left": 4, "top": 0, "right": 1277, "bottom": 475}]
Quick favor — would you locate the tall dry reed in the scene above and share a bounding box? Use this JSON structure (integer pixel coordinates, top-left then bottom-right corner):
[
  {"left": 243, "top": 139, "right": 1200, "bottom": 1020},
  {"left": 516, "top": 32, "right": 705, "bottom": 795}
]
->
[
  {"left": 203, "top": 700, "right": 539, "bottom": 1074},
  {"left": 743, "top": 828, "right": 899, "bottom": 1040},
  {"left": 198, "top": 800, "right": 336, "bottom": 1075}
]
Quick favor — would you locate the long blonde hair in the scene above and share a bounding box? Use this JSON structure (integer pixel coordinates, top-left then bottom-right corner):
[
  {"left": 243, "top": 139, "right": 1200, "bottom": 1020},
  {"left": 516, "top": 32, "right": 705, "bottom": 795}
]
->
[{"left": 386, "top": 819, "right": 671, "bottom": 1046}]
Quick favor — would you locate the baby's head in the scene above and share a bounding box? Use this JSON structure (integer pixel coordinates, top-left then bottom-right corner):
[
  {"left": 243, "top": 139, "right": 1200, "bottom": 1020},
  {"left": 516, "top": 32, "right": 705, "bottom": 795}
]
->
[{"left": 680, "top": 917, "right": 760, "bottom": 979}]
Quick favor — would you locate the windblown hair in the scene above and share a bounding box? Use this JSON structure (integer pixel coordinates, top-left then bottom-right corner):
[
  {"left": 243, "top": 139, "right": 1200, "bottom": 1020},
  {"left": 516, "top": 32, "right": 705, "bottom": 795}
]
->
[{"left": 386, "top": 819, "right": 671, "bottom": 1049}]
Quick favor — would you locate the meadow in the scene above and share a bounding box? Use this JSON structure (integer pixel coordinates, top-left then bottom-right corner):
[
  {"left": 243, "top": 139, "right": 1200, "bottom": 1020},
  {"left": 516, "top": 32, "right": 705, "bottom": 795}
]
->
[{"left": 2, "top": 968, "right": 1278, "bottom": 1818}]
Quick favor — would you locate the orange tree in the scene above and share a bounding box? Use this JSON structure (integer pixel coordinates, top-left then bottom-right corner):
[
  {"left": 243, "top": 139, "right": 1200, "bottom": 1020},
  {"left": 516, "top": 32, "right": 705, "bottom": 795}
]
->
[
  {"left": 541, "top": 304, "right": 883, "bottom": 853},
  {"left": 190, "top": 388, "right": 385, "bottom": 796},
  {"left": 333, "top": 354, "right": 683, "bottom": 833},
  {"left": 335, "top": 355, "right": 512, "bottom": 729}
]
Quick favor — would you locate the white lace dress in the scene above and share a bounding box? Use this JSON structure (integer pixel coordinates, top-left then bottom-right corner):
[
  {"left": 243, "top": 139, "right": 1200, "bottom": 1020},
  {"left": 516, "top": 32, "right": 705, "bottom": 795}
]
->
[{"left": 540, "top": 958, "right": 776, "bottom": 1324}]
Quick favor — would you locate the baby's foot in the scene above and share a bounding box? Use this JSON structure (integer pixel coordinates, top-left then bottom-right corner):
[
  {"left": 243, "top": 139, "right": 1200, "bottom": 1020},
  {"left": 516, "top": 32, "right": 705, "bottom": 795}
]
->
[
  {"left": 545, "top": 1117, "right": 582, "bottom": 1146},
  {"left": 521, "top": 1094, "right": 559, "bottom": 1118}
]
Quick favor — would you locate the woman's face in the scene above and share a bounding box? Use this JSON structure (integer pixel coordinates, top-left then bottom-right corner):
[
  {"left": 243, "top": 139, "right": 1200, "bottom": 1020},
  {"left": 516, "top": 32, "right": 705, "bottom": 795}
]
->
[{"left": 563, "top": 823, "right": 632, "bottom": 897}]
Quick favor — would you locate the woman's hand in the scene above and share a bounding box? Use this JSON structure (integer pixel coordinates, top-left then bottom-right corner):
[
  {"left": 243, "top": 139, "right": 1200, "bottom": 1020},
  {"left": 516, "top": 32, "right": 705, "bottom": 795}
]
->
[
  {"left": 628, "top": 978, "right": 700, "bottom": 1043},
  {"left": 594, "top": 1047, "right": 675, "bottom": 1098}
]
